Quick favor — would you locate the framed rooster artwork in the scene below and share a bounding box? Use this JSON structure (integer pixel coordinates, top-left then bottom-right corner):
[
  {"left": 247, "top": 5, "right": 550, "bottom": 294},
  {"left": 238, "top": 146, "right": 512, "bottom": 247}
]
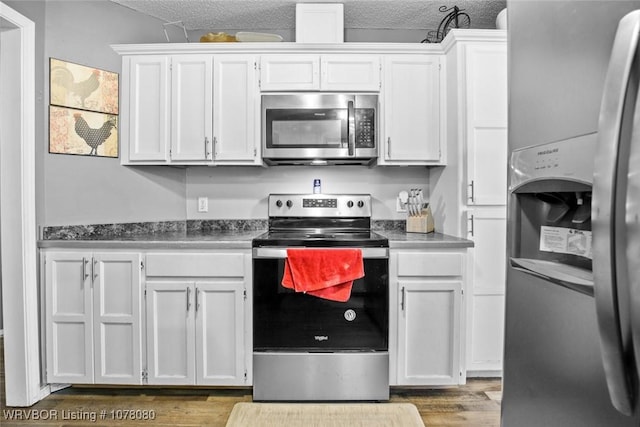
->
[
  {"left": 49, "top": 58, "right": 119, "bottom": 157},
  {"left": 49, "top": 106, "right": 118, "bottom": 157}
]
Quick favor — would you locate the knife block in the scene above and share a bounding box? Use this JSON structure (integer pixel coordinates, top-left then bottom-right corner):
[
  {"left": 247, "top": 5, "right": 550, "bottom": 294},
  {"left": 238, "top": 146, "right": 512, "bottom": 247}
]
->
[{"left": 406, "top": 205, "right": 435, "bottom": 234}]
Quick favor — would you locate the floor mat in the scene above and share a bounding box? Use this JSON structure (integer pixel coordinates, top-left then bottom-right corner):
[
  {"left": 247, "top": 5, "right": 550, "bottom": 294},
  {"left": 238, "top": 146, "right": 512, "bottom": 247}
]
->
[{"left": 225, "top": 402, "right": 425, "bottom": 427}]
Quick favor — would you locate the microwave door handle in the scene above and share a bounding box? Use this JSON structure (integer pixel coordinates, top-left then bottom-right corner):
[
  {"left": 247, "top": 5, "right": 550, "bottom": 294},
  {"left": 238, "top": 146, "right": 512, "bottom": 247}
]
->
[
  {"left": 348, "top": 100, "right": 355, "bottom": 156},
  {"left": 593, "top": 9, "right": 640, "bottom": 417}
]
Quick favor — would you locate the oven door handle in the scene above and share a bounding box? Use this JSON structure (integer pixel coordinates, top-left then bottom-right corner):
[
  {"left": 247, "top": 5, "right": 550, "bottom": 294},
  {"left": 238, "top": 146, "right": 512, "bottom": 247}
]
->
[{"left": 253, "top": 247, "right": 389, "bottom": 259}]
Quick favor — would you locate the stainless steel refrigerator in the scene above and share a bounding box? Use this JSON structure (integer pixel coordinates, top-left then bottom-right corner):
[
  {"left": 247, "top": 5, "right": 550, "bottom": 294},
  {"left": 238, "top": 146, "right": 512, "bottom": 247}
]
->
[{"left": 503, "top": 1, "right": 640, "bottom": 426}]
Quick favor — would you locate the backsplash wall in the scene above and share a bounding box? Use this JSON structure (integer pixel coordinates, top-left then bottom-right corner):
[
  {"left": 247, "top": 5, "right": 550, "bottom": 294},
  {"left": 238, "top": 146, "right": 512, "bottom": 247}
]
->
[{"left": 185, "top": 166, "right": 430, "bottom": 220}]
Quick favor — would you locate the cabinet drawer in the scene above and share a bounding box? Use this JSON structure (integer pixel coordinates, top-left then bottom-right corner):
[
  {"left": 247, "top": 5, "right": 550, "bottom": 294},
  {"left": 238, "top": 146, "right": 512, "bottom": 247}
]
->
[
  {"left": 397, "top": 252, "right": 464, "bottom": 277},
  {"left": 145, "top": 253, "right": 245, "bottom": 277}
]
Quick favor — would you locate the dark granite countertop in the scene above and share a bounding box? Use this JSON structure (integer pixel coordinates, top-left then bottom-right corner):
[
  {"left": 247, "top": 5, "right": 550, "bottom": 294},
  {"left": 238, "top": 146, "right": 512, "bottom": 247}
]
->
[
  {"left": 377, "top": 230, "right": 474, "bottom": 249},
  {"left": 38, "top": 220, "right": 267, "bottom": 250},
  {"left": 38, "top": 229, "right": 266, "bottom": 250},
  {"left": 38, "top": 220, "right": 473, "bottom": 250}
]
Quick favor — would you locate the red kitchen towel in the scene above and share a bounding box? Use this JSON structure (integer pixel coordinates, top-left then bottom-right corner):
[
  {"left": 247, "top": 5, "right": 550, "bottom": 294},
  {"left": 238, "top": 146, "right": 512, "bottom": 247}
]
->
[{"left": 282, "top": 248, "right": 364, "bottom": 302}]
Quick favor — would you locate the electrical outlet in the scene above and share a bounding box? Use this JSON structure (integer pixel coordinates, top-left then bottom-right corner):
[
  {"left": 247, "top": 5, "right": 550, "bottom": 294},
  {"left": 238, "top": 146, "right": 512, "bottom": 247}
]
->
[
  {"left": 197, "top": 197, "right": 208, "bottom": 213},
  {"left": 396, "top": 196, "right": 407, "bottom": 213}
]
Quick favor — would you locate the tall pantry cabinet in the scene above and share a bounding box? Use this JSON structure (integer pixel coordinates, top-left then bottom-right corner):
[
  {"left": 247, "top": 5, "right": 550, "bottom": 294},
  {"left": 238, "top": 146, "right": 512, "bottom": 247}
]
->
[{"left": 438, "top": 30, "right": 508, "bottom": 375}]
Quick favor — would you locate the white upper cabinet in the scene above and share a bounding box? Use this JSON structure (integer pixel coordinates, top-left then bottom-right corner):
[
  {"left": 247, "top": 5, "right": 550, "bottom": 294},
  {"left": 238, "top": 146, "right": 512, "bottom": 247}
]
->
[
  {"left": 465, "top": 43, "right": 508, "bottom": 205},
  {"left": 320, "top": 55, "right": 381, "bottom": 91},
  {"left": 379, "top": 55, "right": 444, "bottom": 165},
  {"left": 120, "top": 53, "right": 260, "bottom": 166},
  {"left": 259, "top": 54, "right": 381, "bottom": 91},
  {"left": 259, "top": 54, "right": 320, "bottom": 91},
  {"left": 123, "top": 55, "right": 170, "bottom": 163},
  {"left": 213, "top": 55, "right": 260, "bottom": 165},
  {"left": 171, "top": 55, "right": 213, "bottom": 162},
  {"left": 112, "top": 44, "right": 446, "bottom": 168}
]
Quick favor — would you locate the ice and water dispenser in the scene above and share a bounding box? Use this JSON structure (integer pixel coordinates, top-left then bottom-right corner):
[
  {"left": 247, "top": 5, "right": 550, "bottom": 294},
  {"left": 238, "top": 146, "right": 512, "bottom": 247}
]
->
[{"left": 509, "top": 134, "right": 596, "bottom": 295}]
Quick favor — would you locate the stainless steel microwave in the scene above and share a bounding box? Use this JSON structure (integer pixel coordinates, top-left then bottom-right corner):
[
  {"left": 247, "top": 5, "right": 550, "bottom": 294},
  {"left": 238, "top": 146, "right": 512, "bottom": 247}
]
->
[{"left": 261, "top": 93, "right": 378, "bottom": 166}]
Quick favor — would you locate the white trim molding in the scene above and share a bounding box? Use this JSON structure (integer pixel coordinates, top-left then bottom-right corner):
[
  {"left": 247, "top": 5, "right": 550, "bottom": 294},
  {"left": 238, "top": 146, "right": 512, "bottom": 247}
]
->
[{"left": 0, "top": 1, "right": 44, "bottom": 407}]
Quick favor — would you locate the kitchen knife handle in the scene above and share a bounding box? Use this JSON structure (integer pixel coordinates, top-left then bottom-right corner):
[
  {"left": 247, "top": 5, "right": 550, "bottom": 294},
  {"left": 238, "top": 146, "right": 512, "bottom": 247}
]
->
[{"left": 347, "top": 100, "right": 355, "bottom": 156}]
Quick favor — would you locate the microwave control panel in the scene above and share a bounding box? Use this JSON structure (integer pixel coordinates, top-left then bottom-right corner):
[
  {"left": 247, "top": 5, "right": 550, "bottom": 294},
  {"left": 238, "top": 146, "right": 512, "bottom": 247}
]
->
[{"left": 355, "top": 109, "right": 375, "bottom": 148}]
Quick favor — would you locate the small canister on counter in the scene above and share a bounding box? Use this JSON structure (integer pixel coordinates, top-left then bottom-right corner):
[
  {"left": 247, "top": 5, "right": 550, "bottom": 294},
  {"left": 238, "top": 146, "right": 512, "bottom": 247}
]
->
[{"left": 313, "top": 179, "right": 321, "bottom": 194}]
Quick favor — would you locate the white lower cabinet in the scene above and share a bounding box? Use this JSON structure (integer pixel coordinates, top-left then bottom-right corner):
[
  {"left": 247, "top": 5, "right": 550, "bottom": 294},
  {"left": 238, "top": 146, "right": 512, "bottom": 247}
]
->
[
  {"left": 468, "top": 293, "right": 505, "bottom": 372},
  {"left": 143, "top": 251, "right": 251, "bottom": 386},
  {"left": 145, "top": 281, "right": 195, "bottom": 384},
  {"left": 44, "top": 248, "right": 251, "bottom": 387},
  {"left": 390, "top": 249, "right": 467, "bottom": 386},
  {"left": 465, "top": 208, "right": 507, "bottom": 374},
  {"left": 44, "top": 250, "right": 143, "bottom": 384},
  {"left": 145, "top": 280, "right": 246, "bottom": 385}
]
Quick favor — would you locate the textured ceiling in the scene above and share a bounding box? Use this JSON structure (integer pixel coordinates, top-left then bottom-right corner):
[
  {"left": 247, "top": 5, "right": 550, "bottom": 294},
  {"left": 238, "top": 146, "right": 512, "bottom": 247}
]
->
[{"left": 109, "top": 0, "right": 506, "bottom": 32}]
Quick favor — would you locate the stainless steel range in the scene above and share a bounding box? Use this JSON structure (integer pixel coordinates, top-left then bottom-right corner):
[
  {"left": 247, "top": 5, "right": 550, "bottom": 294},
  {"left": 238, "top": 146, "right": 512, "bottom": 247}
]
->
[{"left": 252, "top": 194, "right": 389, "bottom": 401}]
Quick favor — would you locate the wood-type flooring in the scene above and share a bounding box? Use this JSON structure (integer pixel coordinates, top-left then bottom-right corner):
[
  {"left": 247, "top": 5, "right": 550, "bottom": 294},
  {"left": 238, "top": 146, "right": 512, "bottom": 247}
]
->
[{"left": 0, "top": 337, "right": 502, "bottom": 426}]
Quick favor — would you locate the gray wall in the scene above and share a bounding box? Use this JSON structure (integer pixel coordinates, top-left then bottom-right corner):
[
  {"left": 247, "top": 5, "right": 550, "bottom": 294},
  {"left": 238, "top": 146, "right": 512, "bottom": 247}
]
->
[
  {"left": 186, "top": 166, "right": 430, "bottom": 220},
  {"left": 7, "top": 0, "right": 187, "bottom": 227}
]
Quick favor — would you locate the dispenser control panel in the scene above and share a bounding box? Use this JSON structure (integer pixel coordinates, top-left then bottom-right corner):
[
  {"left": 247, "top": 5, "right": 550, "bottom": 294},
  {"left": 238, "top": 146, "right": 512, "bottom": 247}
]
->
[{"left": 509, "top": 134, "right": 597, "bottom": 192}]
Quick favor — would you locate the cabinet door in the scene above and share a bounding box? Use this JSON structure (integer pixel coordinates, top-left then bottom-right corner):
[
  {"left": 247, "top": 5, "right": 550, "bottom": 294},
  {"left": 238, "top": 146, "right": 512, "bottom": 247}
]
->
[
  {"left": 465, "top": 208, "right": 507, "bottom": 293},
  {"left": 465, "top": 208, "right": 506, "bottom": 373},
  {"left": 45, "top": 252, "right": 94, "bottom": 384},
  {"left": 381, "top": 55, "right": 442, "bottom": 164},
  {"left": 170, "top": 55, "right": 213, "bottom": 162},
  {"left": 124, "top": 55, "right": 170, "bottom": 163},
  {"left": 396, "top": 280, "right": 462, "bottom": 385},
  {"left": 146, "top": 281, "right": 196, "bottom": 385},
  {"left": 195, "top": 281, "right": 246, "bottom": 385},
  {"left": 213, "top": 55, "right": 260, "bottom": 164},
  {"left": 465, "top": 43, "right": 508, "bottom": 206},
  {"left": 259, "top": 55, "right": 320, "bottom": 91},
  {"left": 93, "top": 253, "right": 142, "bottom": 384},
  {"left": 469, "top": 294, "right": 505, "bottom": 372},
  {"left": 320, "top": 55, "right": 381, "bottom": 91}
]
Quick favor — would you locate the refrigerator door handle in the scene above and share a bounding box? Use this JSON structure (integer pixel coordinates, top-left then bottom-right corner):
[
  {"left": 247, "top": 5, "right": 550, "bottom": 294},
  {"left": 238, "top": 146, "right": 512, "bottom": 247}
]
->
[{"left": 592, "top": 9, "right": 640, "bottom": 416}]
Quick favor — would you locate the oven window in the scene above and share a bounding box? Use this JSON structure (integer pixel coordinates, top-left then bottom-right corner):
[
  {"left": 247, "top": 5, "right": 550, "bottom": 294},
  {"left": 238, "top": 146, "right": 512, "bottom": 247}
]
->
[
  {"left": 253, "top": 257, "right": 388, "bottom": 352},
  {"left": 266, "top": 109, "right": 347, "bottom": 148}
]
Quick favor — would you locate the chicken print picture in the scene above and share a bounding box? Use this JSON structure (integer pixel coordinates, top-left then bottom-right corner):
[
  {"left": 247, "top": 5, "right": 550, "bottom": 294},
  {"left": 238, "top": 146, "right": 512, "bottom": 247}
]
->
[
  {"left": 49, "top": 58, "right": 119, "bottom": 157},
  {"left": 50, "top": 58, "right": 118, "bottom": 114},
  {"left": 49, "top": 106, "right": 118, "bottom": 157}
]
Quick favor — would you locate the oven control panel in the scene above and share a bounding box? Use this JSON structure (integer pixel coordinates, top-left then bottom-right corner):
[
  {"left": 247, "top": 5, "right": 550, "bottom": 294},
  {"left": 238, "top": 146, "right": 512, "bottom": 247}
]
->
[
  {"left": 269, "top": 194, "right": 372, "bottom": 217},
  {"left": 303, "top": 198, "right": 338, "bottom": 208}
]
